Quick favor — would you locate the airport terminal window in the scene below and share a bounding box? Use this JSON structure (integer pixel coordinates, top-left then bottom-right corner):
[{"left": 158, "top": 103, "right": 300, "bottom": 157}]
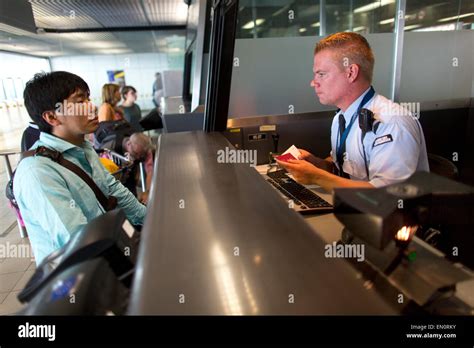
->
[
  {"left": 404, "top": 0, "right": 474, "bottom": 32},
  {"left": 323, "top": 0, "right": 396, "bottom": 34},
  {"left": 235, "top": 0, "right": 473, "bottom": 38},
  {"left": 235, "top": 0, "right": 397, "bottom": 38},
  {"left": 236, "top": 0, "right": 320, "bottom": 38}
]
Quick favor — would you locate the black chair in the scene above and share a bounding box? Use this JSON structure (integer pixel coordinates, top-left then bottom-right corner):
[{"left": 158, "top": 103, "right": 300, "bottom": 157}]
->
[
  {"left": 21, "top": 122, "right": 40, "bottom": 151},
  {"left": 428, "top": 153, "right": 459, "bottom": 180},
  {"left": 139, "top": 108, "right": 163, "bottom": 131}
]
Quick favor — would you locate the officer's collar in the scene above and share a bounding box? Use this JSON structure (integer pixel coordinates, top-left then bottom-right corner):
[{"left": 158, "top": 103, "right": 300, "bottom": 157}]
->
[{"left": 337, "top": 86, "right": 373, "bottom": 122}]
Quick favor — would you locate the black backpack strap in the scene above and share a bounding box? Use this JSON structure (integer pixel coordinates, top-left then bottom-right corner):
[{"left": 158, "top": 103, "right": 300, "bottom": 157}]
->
[{"left": 19, "top": 146, "right": 117, "bottom": 211}]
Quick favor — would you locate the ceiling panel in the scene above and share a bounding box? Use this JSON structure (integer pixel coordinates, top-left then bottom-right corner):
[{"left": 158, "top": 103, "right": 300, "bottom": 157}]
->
[
  {"left": 29, "top": 0, "right": 188, "bottom": 29},
  {"left": 0, "top": 0, "right": 188, "bottom": 57},
  {"left": 144, "top": 0, "right": 189, "bottom": 25}
]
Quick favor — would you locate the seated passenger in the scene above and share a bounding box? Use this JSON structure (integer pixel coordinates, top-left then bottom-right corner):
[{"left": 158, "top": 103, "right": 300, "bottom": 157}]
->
[
  {"left": 14, "top": 71, "right": 146, "bottom": 265},
  {"left": 93, "top": 117, "right": 134, "bottom": 153},
  {"left": 123, "top": 133, "right": 155, "bottom": 204}
]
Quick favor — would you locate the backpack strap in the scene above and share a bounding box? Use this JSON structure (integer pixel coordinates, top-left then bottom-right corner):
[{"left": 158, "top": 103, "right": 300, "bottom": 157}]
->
[{"left": 21, "top": 146, "right": 117, "bottom": 211}]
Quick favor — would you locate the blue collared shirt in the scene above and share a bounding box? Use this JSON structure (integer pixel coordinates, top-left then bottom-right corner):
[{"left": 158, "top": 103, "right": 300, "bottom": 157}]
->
[
  {"left": 14, "top": 132, "right": 147, "bottom": 264},
  {"left": 330, "top": 88, "right": 429, "bottom": 187}
]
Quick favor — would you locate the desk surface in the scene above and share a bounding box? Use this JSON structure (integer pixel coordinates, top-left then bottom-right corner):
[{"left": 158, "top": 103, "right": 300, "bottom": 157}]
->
[
  {"left": 0, "top": 148, "right": 21, "bottom": 156},
  {"left": 129, "top": 131, "right": 395, "bottom": 315}
]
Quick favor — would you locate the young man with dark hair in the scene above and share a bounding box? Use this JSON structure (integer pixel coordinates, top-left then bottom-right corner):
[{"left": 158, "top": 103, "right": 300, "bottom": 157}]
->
[{"left": 14, "top": 71, "right": 147, "bottom": 265}]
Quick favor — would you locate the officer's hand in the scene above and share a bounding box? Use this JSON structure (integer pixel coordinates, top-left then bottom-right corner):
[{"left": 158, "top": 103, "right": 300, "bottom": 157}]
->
[
  {"left": 276, "top": 159, "right": 319, "bottom": 185},
  {"left": 297, "top": 148, "right": 314, "bottom": 160}
]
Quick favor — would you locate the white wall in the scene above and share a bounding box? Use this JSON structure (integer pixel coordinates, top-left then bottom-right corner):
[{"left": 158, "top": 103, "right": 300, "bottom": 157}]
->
[
  {"left": 229, "top": 34, "right": 395, "bottom": 118},
  {"left": 0, "top": 52, "right": 50, "bottom": 102},
  {"left": 50, "top": 52, "right": 184, "bottom": 111},
  {"left": 400, "top": 31, "right": 474, "bottom": 102}
]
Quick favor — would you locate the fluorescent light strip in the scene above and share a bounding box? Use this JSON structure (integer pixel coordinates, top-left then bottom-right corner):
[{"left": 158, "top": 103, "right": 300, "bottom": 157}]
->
[
  {"left": 414, "top": 23, "right": 456, "bottom": 32},
  {"left": 404, "top": 24, "right": 422, "bottom": 31},
  {"left": 379, "top": 14, "right": 412, "bottom": 25},
  {"left": 242, "top": 19, "right": 265, "bottom": 29},
  {"left": 438, "top": 12, "right": 474, "bottom": 23},
  {"left": 354, "top": 0, "right": 395, "bottom": 14},
  {"left": 379, "top": 18, "right": 395, "bottom": 25}
]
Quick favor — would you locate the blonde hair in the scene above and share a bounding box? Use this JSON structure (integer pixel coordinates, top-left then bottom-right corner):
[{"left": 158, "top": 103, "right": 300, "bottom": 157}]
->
[
  {"left": 314, "top": 32, "right": 375, "bottom": 83},
  {"left": 102, "top": 83, "right": 121, "bottom": 105}
]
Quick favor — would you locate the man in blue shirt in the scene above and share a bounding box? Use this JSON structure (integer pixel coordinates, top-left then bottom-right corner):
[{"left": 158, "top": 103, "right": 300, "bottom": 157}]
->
[
  {"left": 277, "top": 32, "right": 429, "bottom": 192},
  {"left": 14, "top": 71, "right": 147, "bottom": 264}
]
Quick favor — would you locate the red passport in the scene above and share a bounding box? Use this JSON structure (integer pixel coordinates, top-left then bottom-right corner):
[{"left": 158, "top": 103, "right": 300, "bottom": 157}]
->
[{"left": 275, "top": 153, "right": 297, "bottom": 162}]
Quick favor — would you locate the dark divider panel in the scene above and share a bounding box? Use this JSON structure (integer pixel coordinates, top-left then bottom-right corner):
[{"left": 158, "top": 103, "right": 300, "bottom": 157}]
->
[
  {"left": 418, "top": 107, "right": 472, "bottom": 185},
  {"left": 224, "top": 111, "right": 335, "bottom": 165},
  {"left": 224, "top": 107, "right": 474, "bottom": 184}
]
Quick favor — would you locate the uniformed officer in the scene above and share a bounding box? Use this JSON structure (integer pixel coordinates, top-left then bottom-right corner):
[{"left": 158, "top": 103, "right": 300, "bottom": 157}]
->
[{"left": 277, "top": 32, "right": 429, "bottom": 192}]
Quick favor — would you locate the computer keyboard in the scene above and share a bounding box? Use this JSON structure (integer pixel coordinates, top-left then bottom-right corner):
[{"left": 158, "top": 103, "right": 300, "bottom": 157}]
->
[{"left": 266, "top": 169, "right": 333, "bottom": 214}]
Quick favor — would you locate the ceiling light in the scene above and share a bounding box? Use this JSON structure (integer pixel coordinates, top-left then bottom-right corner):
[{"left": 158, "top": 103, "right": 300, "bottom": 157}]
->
[
  {"left": 242, "top": 19, "right": 265, "bottom": 29},
  {"left": 354, "top": 0, "right": 395, "bottom": 14},
  {"left": 404, "top": 24, "right": 422, "bottom": 31},
  {"left": 438, "top": 12, "right": 474, "bottom": 23},
  {"left": 311, "top": 22, "right": 320, "bottom": 27},
  {"left": 379, "top": 18, "right": 395, "bottom": 25},
  {"left": 414, "top": 23, "right": 456, "bottom": 32},
  {"left": 299, "top": 28, "right": 307, "bottom": 33},
  {"left": 176, "top": 2, "right": 189, "bottom": 21},
  {"left": 379, "top": 14, "right": 412, "bottom": 25}
]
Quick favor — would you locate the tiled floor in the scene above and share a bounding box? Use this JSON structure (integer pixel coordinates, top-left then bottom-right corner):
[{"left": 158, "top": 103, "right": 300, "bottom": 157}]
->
[
  {"left": 0, "top": 223, "right": 35, "bottom": 315},
  {"left": 0, "top": 105, "right": 32, "bottom": 315}
]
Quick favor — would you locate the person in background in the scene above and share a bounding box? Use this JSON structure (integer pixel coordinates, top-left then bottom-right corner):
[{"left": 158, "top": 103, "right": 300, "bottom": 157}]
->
[
  {"left": 98, "top": 83, "right": 124, "bottom": 122},
  {"left": 152, "top": 72, "right": 163, "bottom": 109},
  {"left": 120, "top": 85, "right": 142, "bottom": 131},
  {"left": 123, "top": 133, "right": 155, "bottom": 204}
]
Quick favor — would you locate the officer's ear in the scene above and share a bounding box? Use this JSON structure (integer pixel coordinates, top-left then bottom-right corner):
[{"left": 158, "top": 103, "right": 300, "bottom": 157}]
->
[
  {"left": 346, "top": 64, "right": 360, "bottom": 83},
  {"left": 42, "top": 110, "right": 62, "bottom": 127}
]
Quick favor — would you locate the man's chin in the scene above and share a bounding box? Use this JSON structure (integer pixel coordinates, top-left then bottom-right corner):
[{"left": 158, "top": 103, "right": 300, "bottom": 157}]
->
[{"left": 318, "top": 97, "right": 332, "bottom": 106}]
